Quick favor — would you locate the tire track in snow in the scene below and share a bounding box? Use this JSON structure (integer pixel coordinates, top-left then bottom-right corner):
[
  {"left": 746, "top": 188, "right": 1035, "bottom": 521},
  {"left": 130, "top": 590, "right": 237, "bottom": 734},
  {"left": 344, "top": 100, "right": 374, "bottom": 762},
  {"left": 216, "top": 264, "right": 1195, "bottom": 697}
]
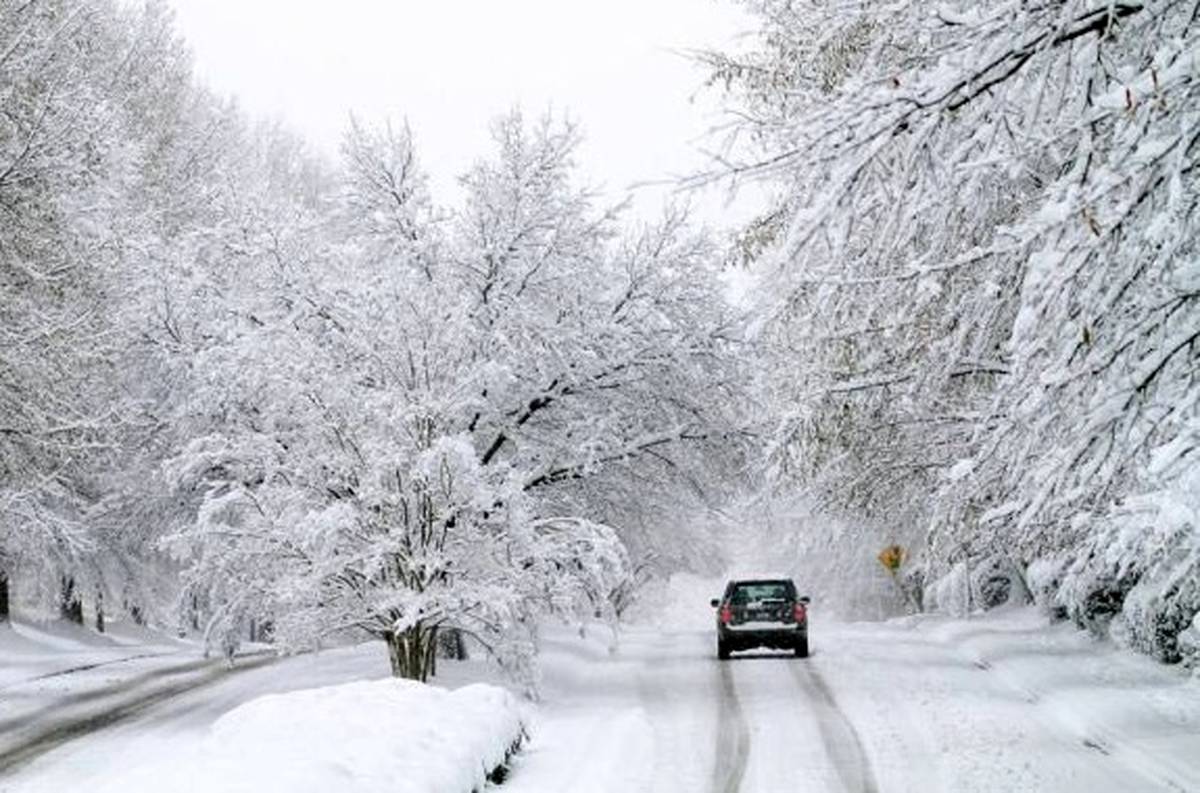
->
[
  {"left": 0, "top": 654, "right": 276, "bottom": 775},
  {"left": 0, "top": 655, "right": 218, "bottom": 736},
  {"left": 0, "top": 650, "right": 184, "bottom": 692},
  {"left": 790, "top": 661, "right": 880, "bottom": 793},
  {"left": 712, "top": 661, "right": 749, "bottom": 793}
]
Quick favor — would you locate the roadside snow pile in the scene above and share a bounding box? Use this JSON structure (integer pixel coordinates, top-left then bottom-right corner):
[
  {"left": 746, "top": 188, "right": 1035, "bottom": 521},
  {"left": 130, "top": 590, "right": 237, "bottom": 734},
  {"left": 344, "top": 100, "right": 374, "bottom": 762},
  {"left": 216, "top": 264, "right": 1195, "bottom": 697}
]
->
[{"left": 159, "top": 679, "right": 524, "bottom": 793}]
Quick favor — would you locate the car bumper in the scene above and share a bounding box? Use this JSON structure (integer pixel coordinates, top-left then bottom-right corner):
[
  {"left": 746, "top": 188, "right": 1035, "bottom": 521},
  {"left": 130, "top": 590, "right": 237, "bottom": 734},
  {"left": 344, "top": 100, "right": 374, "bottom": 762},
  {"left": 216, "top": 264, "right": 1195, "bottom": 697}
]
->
[{"left": 719, "top": 623, "right": 806, "bottom": 649}]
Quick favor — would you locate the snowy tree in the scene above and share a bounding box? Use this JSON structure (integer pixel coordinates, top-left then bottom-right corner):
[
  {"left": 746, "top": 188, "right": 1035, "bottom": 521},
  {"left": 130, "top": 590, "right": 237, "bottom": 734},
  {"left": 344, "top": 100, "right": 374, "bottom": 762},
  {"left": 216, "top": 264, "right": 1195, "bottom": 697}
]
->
[
  {"left": 0, "top": 0, "right": 163, "bottom": 620},
  {"left": 707, "top": 0, "right": 1199, "bottom": 651},
  {"left": 0, "top": 0, "right": 344, "bottom": 629},
  {"left": 166, "top": 112, "right": 747, "bottom": 681},
  {"left": 0, "top": 0, "right": 749, "bottom": 675}
]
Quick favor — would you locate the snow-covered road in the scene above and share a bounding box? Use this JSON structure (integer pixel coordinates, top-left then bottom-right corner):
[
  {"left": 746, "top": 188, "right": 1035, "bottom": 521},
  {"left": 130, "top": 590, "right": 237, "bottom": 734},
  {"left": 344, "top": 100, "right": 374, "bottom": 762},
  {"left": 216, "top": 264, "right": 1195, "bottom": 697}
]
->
[
  {"left": 3, "top": 605, "right": 1199, "bottom": 792},
  {"left": 0, "top": 652, "right": 273, "bottom": 774},
  {"left": 507, "top": 609, "right": 1200, "bottom": 793},
  {"left": 0, "top": 644, "right": 392, "bottom": 792},
  {"left": 501, "top": 625, "right": 879, "bottom": 793}
]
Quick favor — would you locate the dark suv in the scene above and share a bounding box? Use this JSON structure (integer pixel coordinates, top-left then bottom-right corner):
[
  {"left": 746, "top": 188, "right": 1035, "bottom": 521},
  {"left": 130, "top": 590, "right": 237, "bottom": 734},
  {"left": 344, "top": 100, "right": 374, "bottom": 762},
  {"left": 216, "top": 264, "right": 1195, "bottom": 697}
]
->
[{"left": 711, "top": 578, "right": 810, "bottom": 659}]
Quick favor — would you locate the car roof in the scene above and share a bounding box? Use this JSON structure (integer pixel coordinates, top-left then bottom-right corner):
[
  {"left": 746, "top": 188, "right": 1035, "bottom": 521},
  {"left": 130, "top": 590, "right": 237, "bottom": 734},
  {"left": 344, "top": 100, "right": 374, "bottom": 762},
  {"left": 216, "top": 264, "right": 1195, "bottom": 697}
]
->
[
  {"left": 727, "top": 571, "right": 793, "bottom": 580},
  {"left": 727, "top": 577, "right": 795, "bottom": 585}
]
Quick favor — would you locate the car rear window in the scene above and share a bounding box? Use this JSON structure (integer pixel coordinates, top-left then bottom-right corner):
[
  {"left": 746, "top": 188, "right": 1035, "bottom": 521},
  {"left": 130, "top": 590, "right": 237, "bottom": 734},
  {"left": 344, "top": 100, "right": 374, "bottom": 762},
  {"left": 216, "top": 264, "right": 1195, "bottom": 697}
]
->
[{"left": 730, "top": 581, "right": 794, "bottom": 603}]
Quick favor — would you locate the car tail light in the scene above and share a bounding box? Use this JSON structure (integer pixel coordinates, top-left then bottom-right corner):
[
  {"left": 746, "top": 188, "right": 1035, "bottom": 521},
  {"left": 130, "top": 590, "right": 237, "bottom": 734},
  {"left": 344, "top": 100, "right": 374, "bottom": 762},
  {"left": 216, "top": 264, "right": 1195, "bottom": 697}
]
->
[
  {"left": 793, "top": 602, "right": 807, "bottom": 623},
  {"left": 719, "top": 604, "right": 733, "bottom": 625}
]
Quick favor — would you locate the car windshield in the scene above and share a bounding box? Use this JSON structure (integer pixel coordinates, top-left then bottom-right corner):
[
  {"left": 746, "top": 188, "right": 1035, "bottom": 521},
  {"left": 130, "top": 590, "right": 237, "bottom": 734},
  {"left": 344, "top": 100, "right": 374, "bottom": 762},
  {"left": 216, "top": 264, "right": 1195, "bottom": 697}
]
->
[{"left": 730, "top": 581, "right": 793, "bottom": 603}]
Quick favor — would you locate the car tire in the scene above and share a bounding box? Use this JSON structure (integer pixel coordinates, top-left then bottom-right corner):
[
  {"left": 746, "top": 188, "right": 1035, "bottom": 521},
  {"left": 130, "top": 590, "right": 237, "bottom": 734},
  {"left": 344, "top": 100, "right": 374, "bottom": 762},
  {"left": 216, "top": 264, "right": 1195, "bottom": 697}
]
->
[
  {"left": 794, "top": 637, "right": 809, "bottom": 658},
  {"left": 718, "top": 640, "right": 731, "bottom": 660}
]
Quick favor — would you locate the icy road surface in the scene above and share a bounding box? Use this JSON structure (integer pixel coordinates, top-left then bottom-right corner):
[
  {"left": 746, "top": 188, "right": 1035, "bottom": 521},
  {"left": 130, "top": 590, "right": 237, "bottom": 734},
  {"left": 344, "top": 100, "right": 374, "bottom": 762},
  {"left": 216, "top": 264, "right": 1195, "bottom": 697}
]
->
[{"left": 3, "top": 606, "right": 1200, "bottom": 792}]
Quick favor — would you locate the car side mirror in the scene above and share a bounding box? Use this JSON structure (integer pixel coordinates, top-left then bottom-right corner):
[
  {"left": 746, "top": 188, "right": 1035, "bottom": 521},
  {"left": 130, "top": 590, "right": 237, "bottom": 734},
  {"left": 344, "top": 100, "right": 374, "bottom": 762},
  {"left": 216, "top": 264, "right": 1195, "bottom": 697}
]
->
[
  {"left": 799, "top": 596, "right": 811, "bottom": 604},
  {"left": 709, "top": 598, "right": 720, "bottom": 608}
]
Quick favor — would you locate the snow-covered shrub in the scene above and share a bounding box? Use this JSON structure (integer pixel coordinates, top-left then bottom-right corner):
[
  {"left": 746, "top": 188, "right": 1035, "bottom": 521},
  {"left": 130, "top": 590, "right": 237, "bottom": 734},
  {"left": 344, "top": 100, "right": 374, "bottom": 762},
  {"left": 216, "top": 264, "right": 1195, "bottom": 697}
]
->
[
  {"left": 1025, "top": 555, "right": 1069, "bottom": 620},
  {"left": 901, "top": 566, "right": 926, "bottom": 613},
  {"left": 1121, "top": 568, "right": 1200, "bottom": 664},
  {"left": 103, "top": 679, "right": 526, "bottom": 793},
  {"left": 930, "top": 563, "right": 972, "bottom": 617},
  {"left": 969, "top": 557, "right": 1030, "bottom": 610},
  {"left": 927, "top": 557, "right": 1035, "bottom": 616},
  {"left": 1110, "top": 461, "right": 1200, "bottom": 663},
  {"left": 1057, "top": 462, "right": 1200, "bottom": 660},
  {"left": 1058, "top": 558, "right": 1140, "bottom": 639},
  {"left": 1178, "top": 613, "right": 1200, "bottom": 669}
]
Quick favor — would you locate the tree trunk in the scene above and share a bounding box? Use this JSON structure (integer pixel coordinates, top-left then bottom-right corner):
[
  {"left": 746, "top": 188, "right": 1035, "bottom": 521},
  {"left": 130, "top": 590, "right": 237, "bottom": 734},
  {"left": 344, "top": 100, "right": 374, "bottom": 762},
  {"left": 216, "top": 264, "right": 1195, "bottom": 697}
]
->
[
  {"left": 95, "top": 588, "right": 105, "bottom": 633},
  {"left": 383, "top": 623, "right": 436, "bottom": 681},
  {"left": 426, "top": 626, "right": 439, "bottom": 678},
  {"left": 0, "top": 570, "right": 9, "bottom": 623},
  {"left": 60, "top": 576, "right": 83, "bottom": 625}
]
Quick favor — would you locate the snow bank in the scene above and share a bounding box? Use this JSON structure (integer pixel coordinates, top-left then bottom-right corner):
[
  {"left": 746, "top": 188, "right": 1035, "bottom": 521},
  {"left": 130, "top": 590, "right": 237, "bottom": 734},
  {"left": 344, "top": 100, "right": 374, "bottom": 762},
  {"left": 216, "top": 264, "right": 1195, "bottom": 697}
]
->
[
  {"left": 814, "top": 608, "right": 1200, "bottom": 792},
  {"left": 121, "top": 679, "right": 525, "bottom": 793}
]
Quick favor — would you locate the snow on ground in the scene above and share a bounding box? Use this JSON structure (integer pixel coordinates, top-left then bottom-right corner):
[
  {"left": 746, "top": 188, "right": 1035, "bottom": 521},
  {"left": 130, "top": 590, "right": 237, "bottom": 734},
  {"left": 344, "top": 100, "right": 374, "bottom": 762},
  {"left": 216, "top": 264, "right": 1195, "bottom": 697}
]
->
[
  {"left": 502, "top": 625, "right": 699, "bottom": 793},
  {"left": 0, "top": 619, "right": 192, "bottom": 688},
  {"left": 0, "top": 635, "right": 507, "bottom": 793},
  {"left": 505, "top": 577, "right": 1200, "bottom": 793},
  {"left": 809, "top": 607, "right": 1200, "bottom": 792},
  {"left": 0, "top": 618, "right": 279, "bottom": 777},
  {"left": 4, "top": 582, "right": 1200, "bottom": 793},
  {"left": 99, "top": 679, "right": 523, "bottom": 793}
]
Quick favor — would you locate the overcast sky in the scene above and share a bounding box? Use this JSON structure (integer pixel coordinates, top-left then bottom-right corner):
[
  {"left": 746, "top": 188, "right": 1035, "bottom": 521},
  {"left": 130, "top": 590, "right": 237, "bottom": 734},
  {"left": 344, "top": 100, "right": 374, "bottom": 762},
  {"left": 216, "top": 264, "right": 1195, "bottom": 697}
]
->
[{"left": 166, "top": 0, "right": 761, "bottom": 226}]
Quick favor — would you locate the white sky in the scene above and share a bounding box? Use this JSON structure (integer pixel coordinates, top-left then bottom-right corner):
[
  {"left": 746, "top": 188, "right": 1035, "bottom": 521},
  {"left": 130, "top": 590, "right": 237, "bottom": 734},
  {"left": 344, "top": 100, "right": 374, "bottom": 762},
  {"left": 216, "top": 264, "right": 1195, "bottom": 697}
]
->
[{"left": 166, "top": 0, "right": 762, "bottom": 226}]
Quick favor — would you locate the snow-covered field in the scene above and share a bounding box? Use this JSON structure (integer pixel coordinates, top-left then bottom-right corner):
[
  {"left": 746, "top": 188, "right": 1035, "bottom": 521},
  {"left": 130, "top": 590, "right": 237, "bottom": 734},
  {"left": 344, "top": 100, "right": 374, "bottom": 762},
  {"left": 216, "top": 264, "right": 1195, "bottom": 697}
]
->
[{"left": 3, "top": 587, "right": 1199, "bottom": 793}]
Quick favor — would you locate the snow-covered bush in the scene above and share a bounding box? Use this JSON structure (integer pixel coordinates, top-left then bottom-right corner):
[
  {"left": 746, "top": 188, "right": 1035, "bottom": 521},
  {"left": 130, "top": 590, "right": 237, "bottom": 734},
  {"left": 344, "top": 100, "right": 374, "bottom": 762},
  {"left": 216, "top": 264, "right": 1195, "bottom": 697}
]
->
[
  {"left": 929, "top": 563, "right": 971, "bottom": 618},
  {"left": 1056, "top": 508, "right": 1198, "bottom": 662},
  {"left": 1179, "top": 613, "right": 1200, "bottom": 669},
  {"left": 1057, "top": 556, "right": 1140, "bottom": 640},
  {"left": 926, "top": 557, "right": 1034, "bottom": 617},
  {"left": 1026, "top": 555, "right": 1070, "bottom": 620},
  {"left": 1099, "top": 456, "right": 1200, "bottom": 662},
  {"left": 969, "top": 557, "right": 1028, "bottom": 611},
  {"left": 1121, "top": 570, "right": 1200, "bottom": 664},
  {"left": 103, "top": 679, "right": 526, "bottom": 793}
]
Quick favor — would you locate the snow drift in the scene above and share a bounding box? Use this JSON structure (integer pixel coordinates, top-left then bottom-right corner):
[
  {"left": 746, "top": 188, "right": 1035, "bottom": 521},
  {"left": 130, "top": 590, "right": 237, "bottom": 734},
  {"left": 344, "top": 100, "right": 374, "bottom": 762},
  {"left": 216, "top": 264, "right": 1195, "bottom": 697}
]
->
[{"left": 107, "top": 679, "right": 525, "bottom": 793}]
